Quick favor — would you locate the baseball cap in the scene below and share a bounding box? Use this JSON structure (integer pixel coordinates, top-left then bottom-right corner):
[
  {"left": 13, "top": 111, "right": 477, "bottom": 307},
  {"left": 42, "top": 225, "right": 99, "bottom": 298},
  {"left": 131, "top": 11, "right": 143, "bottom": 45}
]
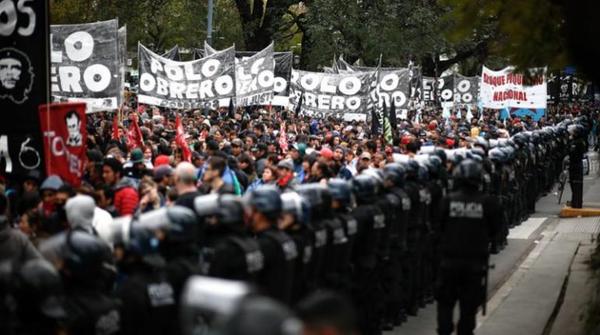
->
[{"left": 277, "top": 159, "right": 294, "bottom": 171}]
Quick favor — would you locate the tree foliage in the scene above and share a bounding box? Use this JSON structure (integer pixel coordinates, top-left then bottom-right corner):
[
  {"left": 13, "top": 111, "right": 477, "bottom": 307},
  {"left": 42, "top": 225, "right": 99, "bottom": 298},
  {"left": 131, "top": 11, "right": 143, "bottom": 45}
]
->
[
  {"left": 55, "top": 0, "right": 576, "bottom": 76},
  {"left": 444, "top": 0, "right": 600, "bottom": 81}
]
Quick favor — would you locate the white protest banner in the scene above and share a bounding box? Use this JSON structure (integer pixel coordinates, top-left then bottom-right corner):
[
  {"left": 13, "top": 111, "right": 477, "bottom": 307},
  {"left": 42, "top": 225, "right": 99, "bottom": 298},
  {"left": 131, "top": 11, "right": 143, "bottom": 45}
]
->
[
  {"left": 51, "top": 19, "right": 120, "bottom": 111},
  {"left": 480, "top": 66, "right": 547, "bottom": 109},
  {"left": 137, "top": 43, "right": 236, "bottom": 109}
]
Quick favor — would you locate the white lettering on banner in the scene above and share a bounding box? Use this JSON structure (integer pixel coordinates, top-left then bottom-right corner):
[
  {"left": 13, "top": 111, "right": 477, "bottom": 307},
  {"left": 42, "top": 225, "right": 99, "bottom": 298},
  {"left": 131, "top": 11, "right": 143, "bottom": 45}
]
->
[
  {"left": 44, "top": 131, "right": 82, "bottom": 177},
  {"left": 0, "top": 0, "right": 36, "bottom": 37},
  {"left": 273, "top": 77, "right": 287, "bottom": 93},
  {"left": 0, "top": 135, "right": 12, "bottom": 173},
  {"left": 50, "top": 30, "right": 112, "bottom": 94}
]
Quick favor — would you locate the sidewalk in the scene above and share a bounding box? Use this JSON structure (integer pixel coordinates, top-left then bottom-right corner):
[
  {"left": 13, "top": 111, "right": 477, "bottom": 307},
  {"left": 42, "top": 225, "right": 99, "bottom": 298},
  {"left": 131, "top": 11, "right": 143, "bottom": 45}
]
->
[{"left": 386, "top": 151, "right": 600, "bottom": 335}]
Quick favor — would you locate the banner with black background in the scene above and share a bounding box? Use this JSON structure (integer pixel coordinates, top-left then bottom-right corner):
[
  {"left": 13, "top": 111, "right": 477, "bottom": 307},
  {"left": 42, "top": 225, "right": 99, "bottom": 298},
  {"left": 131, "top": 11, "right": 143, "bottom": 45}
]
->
[
  {"left": 138, "top": 44, "right": 236, "bottom": 109},
  {"left": 0, "top": 0, "right": 49, "bottom": 177},
  {"left": 51, "top": 19, "right": 120, "bottom": 111}
]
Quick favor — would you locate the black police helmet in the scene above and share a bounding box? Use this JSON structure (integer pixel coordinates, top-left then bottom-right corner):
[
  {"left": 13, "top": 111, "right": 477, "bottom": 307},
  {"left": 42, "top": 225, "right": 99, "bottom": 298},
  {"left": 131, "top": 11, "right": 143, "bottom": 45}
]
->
[
  {"left": 327, "top": 178, "right": 353, "bottom": 206},
  {"left": 432, "top": 148, "right": 448, "bottom": 165},
  {"left": 296, "top": 183, "right": 333, "bottom": 216},
  {"left": 281, "top": 192, "right": 310, "bottom": 225},
  {"left": 352, "top": 174, "right": 377, "bottom": 203},
  {"left": 249, "top": 185, "right": 282, "bottom": 219},
  {"left": 452, "top": 159, "right": 483, "bottom": 188},
  {"left": 383, "top": 163, "right": 407, "bottom": 187},
  {"left": 405, "top": 160, "right": 420, "bottom": 181}
]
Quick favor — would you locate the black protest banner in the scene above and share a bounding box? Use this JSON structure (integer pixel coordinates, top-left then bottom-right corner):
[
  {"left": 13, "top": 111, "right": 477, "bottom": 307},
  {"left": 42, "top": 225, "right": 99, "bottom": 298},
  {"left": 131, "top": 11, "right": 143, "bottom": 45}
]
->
[
  {"left": 0, "top": 0, "right": 49, "bottom": 177},
  {"left": 290, "top": 69, "right": 375, "bottom": 120},
  {"left": 454, "top": 74, "right": 479, "bottom": 104},
  {"left": 546, "top": 74, "right": 560, "bottom": 104},
  {"left": 236, "top": 50, "right": 293, "bottom": 106},
  {"left": 421, "top": 77, "right": 437, "bottom": 103},
  {"left": 437, "top": 75, "right": 454, "bottom": 105},
  {"left": 235, "top": 43, "right": 275, "bottom": 106},
  {"left": 162, "top": 45, "right": 181, "bottom": 61},
  {"left": 51, "top": 19, "right": 120, "bottom": 111},
  {"left": 377, "top": 69, "right": 411, "bottom": 110},
  {"left": 138, "top": 44, "right": 236, "bottom": 109}
]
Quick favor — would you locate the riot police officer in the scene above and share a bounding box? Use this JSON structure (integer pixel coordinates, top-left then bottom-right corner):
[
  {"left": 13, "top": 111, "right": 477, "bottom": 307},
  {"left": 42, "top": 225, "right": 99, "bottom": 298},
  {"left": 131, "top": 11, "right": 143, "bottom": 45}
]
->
[
  {"left": 296, "top": 184, "right": 335, "bottom": 292},
  {"left": 280, "top": 191, "right": 314, "bottom": 302},
  {"left": 115, "top": 206, "right": 198, "bottom": 335},
  {"left": 195, "top": 194, "right": 264, "bottom": 282},
  {"left": 569, "top": 124, "right": 588, "bottom": 208},
  {"left": 350, "top": 174, "right": 386, "bottom": 335},
  {"left": 327, "top": 178, "right": 357, "bottom": 294},
  {"left": 436, "top": 159, "right": 501, "bottom": 335},
  {"left": 246, "top": 185, "right": 297, "bottom": 304},
  {"left": 39, "top": 230, "right": 120, "bottom": 335},
  {"left": 382, "top": 163, "right": 412, "bottom": 327}
]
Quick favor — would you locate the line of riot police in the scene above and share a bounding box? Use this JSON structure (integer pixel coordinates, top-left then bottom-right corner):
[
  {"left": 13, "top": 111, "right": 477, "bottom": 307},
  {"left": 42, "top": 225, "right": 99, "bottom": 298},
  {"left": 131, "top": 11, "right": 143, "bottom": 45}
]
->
[{"left": 0, "top": 116, "right": 591, "bottom": 335}]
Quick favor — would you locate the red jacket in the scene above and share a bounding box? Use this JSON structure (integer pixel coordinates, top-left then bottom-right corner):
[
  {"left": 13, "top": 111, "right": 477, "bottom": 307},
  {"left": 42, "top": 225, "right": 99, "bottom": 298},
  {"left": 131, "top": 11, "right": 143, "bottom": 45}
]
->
[{"left": 114, "top": 178, "right": 139, "bottom": 216}]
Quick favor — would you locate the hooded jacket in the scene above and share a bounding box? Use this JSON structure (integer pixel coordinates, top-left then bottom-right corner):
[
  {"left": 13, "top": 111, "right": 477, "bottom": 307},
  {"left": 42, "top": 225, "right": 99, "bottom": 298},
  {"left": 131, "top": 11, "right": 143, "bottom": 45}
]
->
[{"left": 114, "top": 177, "right": 139, "bottom": 217}]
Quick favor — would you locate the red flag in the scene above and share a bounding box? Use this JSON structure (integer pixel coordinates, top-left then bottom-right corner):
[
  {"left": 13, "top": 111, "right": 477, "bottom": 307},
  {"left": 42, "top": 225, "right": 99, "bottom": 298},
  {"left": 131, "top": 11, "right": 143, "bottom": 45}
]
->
[
  {"left": 176, "top": 114, "right": 192, "bottom": 162},
  {"left": 279, "top": 121, "right": 288, "bottom": 154},
  {"left": 38, "top": 103, "right": 87, "bottom": 187},
  {"left": 126, "top": 113, "right": 144, "bottom": 150},
  {"left": 112, "top": 114, "right": 119, "bottom": 141}
]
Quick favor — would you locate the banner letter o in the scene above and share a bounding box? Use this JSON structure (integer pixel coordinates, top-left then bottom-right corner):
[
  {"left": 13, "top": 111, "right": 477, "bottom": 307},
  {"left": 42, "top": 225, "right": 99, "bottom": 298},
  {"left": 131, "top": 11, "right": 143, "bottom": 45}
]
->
[
  {"left": 380, "top": 73, "right": 399, "bottom": 91},
  {"left": 345, "top": 97, "right": 361, "bottom": 110},
  {"left": 457, "top": 79, "right": 471, "bottom": 93},
  {"left": 83, "top": 64, "right": 111, "bottom": 92},
  {"left": 140, "top": 73, "right": 156, "bottom": 92},
  {"left": 339, "top": 77, "right": 361, "bottom": 96},
  {"left": 274, "top": 77, "right": 287, "bottom": 93},
  {"left": 301, "top": 74, "right": 319, "bottom": 90},
  {"left": 65, "top": 31, "right": 94, "bottom": 62},
  {"left": 214, "top": 75, "right": 234, "bottom": 95},
  {"left": 257, "top": 70, "right": 274, "bottom": 88},
  {"left": 202, "top": 59, "right": 220, "bottom": 77}
]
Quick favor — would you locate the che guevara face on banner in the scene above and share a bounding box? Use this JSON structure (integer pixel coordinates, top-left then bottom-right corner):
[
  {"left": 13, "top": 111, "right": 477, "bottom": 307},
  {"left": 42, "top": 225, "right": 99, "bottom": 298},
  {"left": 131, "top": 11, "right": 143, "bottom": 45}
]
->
[
  {"left": 65, "top": 110, "right": 82, "bottom": 147},
  {"left": 0, "top": 48, "right": 34, "bottom": 104}
]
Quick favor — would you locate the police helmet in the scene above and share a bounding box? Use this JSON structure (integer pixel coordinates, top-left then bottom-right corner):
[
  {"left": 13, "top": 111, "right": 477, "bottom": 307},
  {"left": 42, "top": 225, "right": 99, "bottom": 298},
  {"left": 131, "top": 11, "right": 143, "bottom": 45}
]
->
[
  {"left": 248, "top": 185, "right": 282, "bottom": 220},
  {"left": 361, "top": 168, "right": 384, "bottom": 193},
  {"left": 432, "top": 148, "right": 448, "bottom": 165},
  {"left": 281, "top": 192, "right": 310, "bottom": 225},
  {"left": 452, "top": 159, "right": 483, "bottom": 188},
  {"left": 405, "top": 160, "right": 420, "bottom": 181},
  {"left": 296, "top": 183, "right": 332, "bottom": 215},
  {"left": 488, "top": 148, "right": 506, "bottom": 163},
  {"left": 352, "top": 174, "right": 378, "bottom": 203},
  {"left": 327, "top": 178, "right": 353, "bottom": 206},
  {"left": 383, "top": 163, "right": 407, "bottom": 187}
]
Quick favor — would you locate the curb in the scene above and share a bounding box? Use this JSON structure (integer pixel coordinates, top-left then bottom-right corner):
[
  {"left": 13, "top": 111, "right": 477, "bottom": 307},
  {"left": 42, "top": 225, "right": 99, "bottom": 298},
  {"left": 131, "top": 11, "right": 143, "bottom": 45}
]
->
[{"left": 559, "top": 206, "right": 600, "bottom": 218}]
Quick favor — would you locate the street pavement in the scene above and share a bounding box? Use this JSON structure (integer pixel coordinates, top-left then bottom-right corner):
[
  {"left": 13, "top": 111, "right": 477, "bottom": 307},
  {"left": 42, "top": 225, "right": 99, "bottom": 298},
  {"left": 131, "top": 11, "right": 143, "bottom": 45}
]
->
[{"left": 386, "top": 151, "right": 600, "bottom": 335}]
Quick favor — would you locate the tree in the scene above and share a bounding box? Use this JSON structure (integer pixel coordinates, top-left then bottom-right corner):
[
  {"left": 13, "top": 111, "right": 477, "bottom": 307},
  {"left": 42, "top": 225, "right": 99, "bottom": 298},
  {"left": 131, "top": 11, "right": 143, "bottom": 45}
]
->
[{"left": 445, "top": 0, "right": 600, "bottom": 81}]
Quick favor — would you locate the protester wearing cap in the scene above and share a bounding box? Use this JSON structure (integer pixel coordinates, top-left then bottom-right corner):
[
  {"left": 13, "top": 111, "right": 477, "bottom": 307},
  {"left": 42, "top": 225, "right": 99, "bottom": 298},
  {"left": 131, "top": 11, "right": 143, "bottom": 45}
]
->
[
  {"left": 231, "top": 138, "right": 244, "bottom": 157},
  {"left": 154, "top": 154, "right": 171, "bottom": 167},
  {"left": 290, "top": 143, "right": 307, "bottom": 183},
  {"left": 124, "top": 148, "right": 151, "bottom": 180},
  {"left": 276, "top": 159, "right": 297, "bottom": 191},
  {"left": 154, "top": 165, "right": 174, "bottom": 198},
  {"left": 39, "top": 176, "right": 64, "bottom": 217},
  {"left": 357, "top": 152, "right": 372, "bottom": 172}
]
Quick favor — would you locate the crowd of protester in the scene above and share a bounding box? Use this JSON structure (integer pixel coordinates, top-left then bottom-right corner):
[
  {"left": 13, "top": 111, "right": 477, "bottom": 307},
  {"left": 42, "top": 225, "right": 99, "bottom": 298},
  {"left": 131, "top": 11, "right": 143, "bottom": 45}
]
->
[{"left": 0, "top": 100, "right": 598, "bottom": 335}]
